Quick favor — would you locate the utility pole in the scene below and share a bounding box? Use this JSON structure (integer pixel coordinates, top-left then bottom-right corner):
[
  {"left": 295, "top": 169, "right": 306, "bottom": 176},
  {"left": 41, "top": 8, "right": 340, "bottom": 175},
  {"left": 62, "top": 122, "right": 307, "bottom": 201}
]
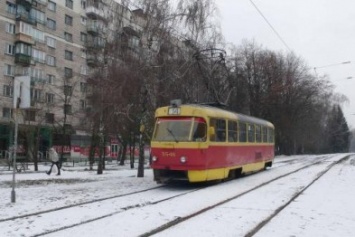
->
[
  {"left": 11, "top": 97, "right": 20, "bottom": 203},
  {"left": 11, "top": 76, "right": 30, "bottom": 203}
]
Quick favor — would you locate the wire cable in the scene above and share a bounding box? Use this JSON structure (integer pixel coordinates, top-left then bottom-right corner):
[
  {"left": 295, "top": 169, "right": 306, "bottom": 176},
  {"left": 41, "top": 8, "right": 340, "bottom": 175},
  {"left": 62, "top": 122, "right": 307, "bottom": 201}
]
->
[{"left": 249, "top": 0, "right": 292, "bottom": 52}]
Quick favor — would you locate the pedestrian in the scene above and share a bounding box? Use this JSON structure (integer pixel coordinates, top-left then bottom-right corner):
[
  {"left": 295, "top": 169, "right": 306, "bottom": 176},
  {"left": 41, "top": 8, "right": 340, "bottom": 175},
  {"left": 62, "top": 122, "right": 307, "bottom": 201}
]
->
[{"left": 46, "top": 147, "right": 61, "bottom": 175}]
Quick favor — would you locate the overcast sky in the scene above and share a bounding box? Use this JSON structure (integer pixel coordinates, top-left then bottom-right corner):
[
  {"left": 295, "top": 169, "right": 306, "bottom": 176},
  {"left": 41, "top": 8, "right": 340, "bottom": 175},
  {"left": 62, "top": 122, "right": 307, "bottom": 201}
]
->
[{"left": 215, "top": 0, "right": 355, "bottom": 129}]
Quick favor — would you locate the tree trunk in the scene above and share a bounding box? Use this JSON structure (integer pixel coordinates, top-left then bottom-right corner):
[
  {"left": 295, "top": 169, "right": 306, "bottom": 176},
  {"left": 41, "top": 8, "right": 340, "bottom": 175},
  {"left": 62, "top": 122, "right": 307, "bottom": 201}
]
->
[
  {"left": 137, "top": 133, "right": 145, "bottom": 177},
  {"left": 130, "top": 133, "right": 135, "bottom": 169},
  {"left": 119, "top": 142, "right": 127, "bottom": 166}
]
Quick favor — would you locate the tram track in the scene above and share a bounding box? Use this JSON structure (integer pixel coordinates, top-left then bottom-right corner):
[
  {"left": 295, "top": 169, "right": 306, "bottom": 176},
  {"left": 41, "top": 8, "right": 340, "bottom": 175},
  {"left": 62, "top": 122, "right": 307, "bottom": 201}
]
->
[
  {"left": 138, "top": 155, "right": 349, "bottom": 237},
  {"left": 271, "top": 154, "right": 332, "bottom": 169},
  {"left": 31, "top": 186, "right": 206, "bottom": 237},
  {"left": 1, "top": 183, "right": 209, "bottom": 237},
  {"left": 244, "top": 155, "right": 350, "bottom": 237},
  {"left": 0, "top": 185, "right": 165, "bottom": 223},
  {"left": 1, "top": 155, "right": 340, "bottom": 237}
]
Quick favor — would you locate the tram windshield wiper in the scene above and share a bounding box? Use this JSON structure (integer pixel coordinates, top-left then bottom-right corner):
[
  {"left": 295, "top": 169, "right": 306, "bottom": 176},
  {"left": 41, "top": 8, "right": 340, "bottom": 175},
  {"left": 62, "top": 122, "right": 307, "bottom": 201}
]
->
[{"left": 166, "top": 128, "right": 179, "bottom": 143}]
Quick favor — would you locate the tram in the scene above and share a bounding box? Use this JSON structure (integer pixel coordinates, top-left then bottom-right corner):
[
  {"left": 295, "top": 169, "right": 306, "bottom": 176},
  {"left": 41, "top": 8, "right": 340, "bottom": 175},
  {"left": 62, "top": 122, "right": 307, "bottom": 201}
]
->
[{"left": 150, "top": 101, "right": 275, "bottom": 183}]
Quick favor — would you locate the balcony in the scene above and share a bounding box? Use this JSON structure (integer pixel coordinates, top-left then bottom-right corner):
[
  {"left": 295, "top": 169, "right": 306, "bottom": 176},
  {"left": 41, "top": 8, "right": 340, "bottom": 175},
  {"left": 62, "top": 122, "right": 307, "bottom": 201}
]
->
[
  {"left": 86, "top": 5, "right": 107, "bottom": 20},
  {"left": 86, "top": 37, "right": 106, "bottom": 49},
  {"left": 87, "top": 20, "right": 107, "bottom": 36},
  {"left": 30, "top": 77, "right": 46, "bottom": 86},
  {"left": 15, "top": 54, "right": 31, "bottom": 66},
  {"left": 35, "top": 0, "right": 47, "bottom": 6},
  {"left": 15, "top": 32, "right": 35, "bottom": 45},
  {"left": 86, "top": 54, "right": 104, "bottom": 67},
  {"left": 123, "top": 26, "right": 140, "bottom": 38},
  {"left": 16, "top": 0, "right": 34, "bottom": 10},
  {"left": 16, "top": 13, "right": 37, "bottom": 25}
]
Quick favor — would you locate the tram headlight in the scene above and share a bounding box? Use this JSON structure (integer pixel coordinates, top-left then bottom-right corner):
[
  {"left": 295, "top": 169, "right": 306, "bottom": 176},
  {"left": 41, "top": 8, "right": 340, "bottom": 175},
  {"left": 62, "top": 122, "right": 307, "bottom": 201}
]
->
[
  {"left": 152, "top": 156, "right": 158, "bottom": 162},
  {"left": 180, "top": 156, "right": 187, "bottom": 163}
]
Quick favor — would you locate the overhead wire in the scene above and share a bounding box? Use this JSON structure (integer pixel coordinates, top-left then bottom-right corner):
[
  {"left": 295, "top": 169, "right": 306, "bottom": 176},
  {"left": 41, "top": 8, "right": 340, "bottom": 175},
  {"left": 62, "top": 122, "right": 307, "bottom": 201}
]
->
[{"left": 249, "top": 0, "right": 292, "bottom": 52}]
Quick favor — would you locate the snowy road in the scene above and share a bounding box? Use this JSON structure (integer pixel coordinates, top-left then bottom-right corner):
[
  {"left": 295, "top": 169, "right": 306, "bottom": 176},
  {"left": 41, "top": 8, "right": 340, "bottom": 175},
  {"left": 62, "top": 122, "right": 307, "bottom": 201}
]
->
[{"left": 0, "top": 154, "right": 354, "bottom": 237}]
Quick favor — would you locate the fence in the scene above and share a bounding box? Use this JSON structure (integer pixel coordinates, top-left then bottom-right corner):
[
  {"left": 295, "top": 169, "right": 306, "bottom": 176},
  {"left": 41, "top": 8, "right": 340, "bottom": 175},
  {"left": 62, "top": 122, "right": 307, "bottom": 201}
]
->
[{"left": 0, "top": 149, "right": 151, "bottom": 170}]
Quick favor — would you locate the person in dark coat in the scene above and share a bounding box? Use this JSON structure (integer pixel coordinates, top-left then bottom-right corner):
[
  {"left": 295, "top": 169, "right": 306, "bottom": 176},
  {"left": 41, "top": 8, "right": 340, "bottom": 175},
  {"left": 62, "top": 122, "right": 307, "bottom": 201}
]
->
[{"left": 46, "top": 147, "right": 61, "bottom": 175}]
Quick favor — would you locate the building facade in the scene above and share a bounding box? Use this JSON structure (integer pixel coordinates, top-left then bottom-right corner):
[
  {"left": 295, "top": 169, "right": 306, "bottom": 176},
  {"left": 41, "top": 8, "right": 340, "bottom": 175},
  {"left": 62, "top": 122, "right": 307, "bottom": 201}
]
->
[{"left": 0, "top": 0, "right": 143, "bottom": 158}]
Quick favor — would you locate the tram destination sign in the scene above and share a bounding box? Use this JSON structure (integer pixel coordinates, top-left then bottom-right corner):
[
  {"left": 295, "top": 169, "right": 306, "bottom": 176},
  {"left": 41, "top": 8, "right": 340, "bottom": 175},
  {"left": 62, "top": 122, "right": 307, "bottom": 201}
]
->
[{"left": 168, "top": 107, "right": 181, "bottom": 115}]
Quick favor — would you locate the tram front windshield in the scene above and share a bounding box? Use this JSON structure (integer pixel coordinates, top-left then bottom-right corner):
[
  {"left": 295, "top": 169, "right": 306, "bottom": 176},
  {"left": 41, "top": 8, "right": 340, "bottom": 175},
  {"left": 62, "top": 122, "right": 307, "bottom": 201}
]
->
[{"left": 153, "top": 117, "right": 207, "bottom": 142}]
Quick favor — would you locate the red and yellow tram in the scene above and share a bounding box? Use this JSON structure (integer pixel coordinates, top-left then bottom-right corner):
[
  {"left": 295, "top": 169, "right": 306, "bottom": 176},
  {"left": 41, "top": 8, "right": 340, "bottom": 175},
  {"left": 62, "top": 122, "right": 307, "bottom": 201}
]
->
[{"left": 150, "top": 102, "right": 275, "bottom": 183}]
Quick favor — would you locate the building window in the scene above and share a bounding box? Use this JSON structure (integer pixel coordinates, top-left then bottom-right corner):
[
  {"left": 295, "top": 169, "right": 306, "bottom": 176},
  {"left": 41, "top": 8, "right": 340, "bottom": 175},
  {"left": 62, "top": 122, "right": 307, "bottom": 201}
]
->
[
  {"left": 25, "top": 110, "right": 36, "bottom": 122},
  {"left": 31, "top": 28, "right": 45, "bottom": 43},
  {"left": 80, "top": 100, "right": 86, "bottom": 110},
  {"left": 65, "top": 50, "right": 73, "bottom": 61},
  {"left": 4, "top": 64, "right": 15, "bottom": 76},
  {"left": 64, "top": 68, "right": 73, "bottom": 79},
  {"left": 47, "top": 55, "right": 56, "bottom": 66},
  {"left": 3, "top": 85, "right": 13, "bottom": 97},
  {"left": 30, "top": 68, "right": 45, "bottom": 82},
  {"left": 48, "top": 1, "right": 56, "bottom": 11},
  {"left": 81, "top": 16, "right": 87, "bottom": 25},
  {"left": 6, "top": 2, "right": 16, "bottom": 15},
  {"left": 81, "top": 49, "right": 87, "bottom": 58},
  {"left": 45, "top": 113, "right": 54, "bottom": 123},
  {"left": 46, "top": 93, "right": 55, "bottom": 103},
  {"left": 81, "top": 0, "right": 87, "bottom": 9},
  {"left": 30, "top": 9, "right": 45, "bottom": 25},
  {"left": 32, "top": 49, "right": 46, "bottom": 63},
  {"left": 5, "top": 44, "right": 15, "bottom": 55},
  {"left": 64, "top": 85, "right": 73, "bottom": 96},
  {"left": 47, "top": 18, "right": 56, "bottom": 30},
  {"left": 15, "top": 43, "right": 31, "bottom": 55},
  {"left": 64, "top": 104, "right": 72, "bottom": 115},
  {"left": 65, "top": 15, "right": 73, "bottom": 26},
  {"left": 31, "top": 88, "right": 43, "bottom": 101},
  {"left": 2, "top": 107, "right": 12, "bottom": 119},
  {"left": 80, "top": 82, "right": 87, "bottom": 92},
  {"left": 46, "top": 36, "right": 56, "bottom": 48},
  {"left": 66, "top": 0, "right": 73, "bottom": 9},
  {"left": 80, "top": 65, "right": 87, "bottom": 75},
  {"left": 64, "top": 32, "right": 73, "bottom": 42},
  {"left": 18, "top": 22, "right": 44, "bottom": 41},
  {"left": 6, "top": 23, "right": 15, "bottom": 34},
  {"left": 80, "top": 32, "right": 87, "bottom": 42},
  {"left": 130, "top": 37, "right": 140, "bottom": 48},
  {"left": 47, "top": 74, "right": 55, "bottom": 84}
]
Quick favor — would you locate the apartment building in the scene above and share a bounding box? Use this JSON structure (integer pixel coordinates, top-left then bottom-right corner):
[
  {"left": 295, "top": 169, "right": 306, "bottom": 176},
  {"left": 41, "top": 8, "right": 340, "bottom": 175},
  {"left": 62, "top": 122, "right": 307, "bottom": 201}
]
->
[{"left": 0, "top": 0, "right": 144, "bottom": 156}]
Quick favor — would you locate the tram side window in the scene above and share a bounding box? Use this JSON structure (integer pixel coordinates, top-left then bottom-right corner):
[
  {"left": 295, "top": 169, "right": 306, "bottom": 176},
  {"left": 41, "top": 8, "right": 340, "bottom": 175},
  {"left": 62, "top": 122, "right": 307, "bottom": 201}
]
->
[
  {"left": 255, "top": 125, "right": 261, "bottom": 143},
  {"left": 262, "top": 127, "right": 268, "bottom": 143},
  {"left": 192, "top": 118, "right": 207, "bottom": 141},
  {"left": 210, "top": 118, "right": 226, "bottom": 142},
  {"left": 247, "top": 124, "right": 255, "bottom": 142},
  {"left": 228, "top": 121, "right": 238, "bottom": 142},
  {"left": 239, "top": 122, "right": 247, "bottom": 142},
  {"left": 268, "top": 128, "right": 274, "bottom": 143}
]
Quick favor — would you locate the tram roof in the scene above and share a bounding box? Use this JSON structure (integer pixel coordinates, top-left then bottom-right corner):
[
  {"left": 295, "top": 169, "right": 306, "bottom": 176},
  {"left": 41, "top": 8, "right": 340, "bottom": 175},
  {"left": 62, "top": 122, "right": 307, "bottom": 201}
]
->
[{"left": 156, "top": 104, "right": 274, "bottom": 128}]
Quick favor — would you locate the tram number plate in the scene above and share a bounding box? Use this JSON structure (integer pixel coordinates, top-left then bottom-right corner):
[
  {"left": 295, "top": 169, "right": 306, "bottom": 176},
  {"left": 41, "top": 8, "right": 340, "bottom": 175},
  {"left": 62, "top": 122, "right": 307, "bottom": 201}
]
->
[{"left": 168, "top": 107, "right": 181, "bottom": 115}]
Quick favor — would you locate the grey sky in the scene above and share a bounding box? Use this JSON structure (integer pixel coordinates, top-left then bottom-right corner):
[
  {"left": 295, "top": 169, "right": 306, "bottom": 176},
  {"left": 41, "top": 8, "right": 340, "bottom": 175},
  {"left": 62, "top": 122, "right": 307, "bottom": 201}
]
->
[{"left": 216, "top": 0, "right": 355, "bottom": 128}]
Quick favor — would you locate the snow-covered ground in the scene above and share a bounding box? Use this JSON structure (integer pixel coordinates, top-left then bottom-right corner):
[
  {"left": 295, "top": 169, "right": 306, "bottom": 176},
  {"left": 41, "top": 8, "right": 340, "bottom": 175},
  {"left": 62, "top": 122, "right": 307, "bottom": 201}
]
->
[{"left": 0, "top": 154, "right": 354, "bottom": 237}]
